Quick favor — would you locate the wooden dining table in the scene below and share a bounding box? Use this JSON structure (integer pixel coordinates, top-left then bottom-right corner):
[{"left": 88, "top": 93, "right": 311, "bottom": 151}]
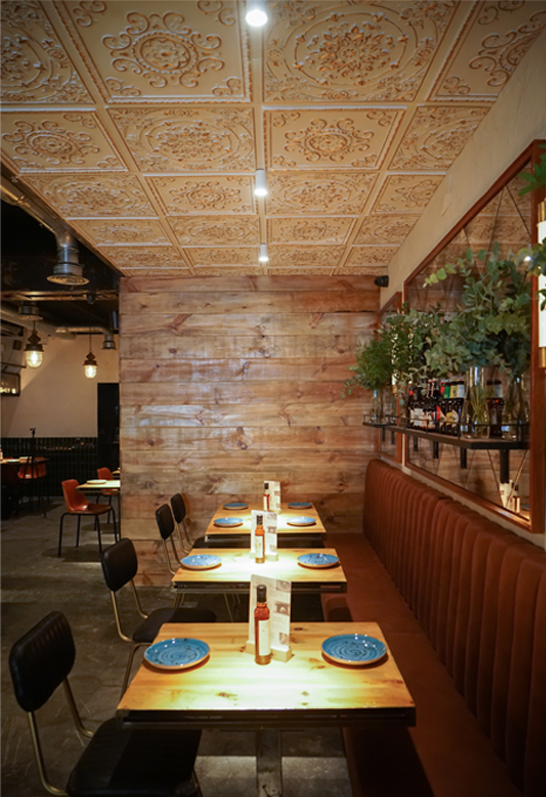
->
[
  {"left": 118, "top": 621, "right": 415, "bottom": 797},
  {"left": 204, "top": 501, "right": 326, "bottom": 546}
]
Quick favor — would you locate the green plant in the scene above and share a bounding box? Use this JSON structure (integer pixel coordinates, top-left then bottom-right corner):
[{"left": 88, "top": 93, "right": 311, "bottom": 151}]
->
[
  {"left": 342, "top": 333, "right": 392, "bottom": 396},
  {"left": 518, "top": 145, "right": 546, "bottom": 195},
  {"left": 383, "top": 303, "right": 444, "bottom": 388},
  {"left": 424, "top": 245, "right": 531, "bottom": 378}
]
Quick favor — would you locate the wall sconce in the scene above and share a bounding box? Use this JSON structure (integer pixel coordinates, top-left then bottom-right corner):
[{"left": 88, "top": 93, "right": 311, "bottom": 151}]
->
[
  {"left": 259, "top": 244, "right": 269, "bottom": 263},
  {"left": 254, "top": 169, "right": 268, "bottom": 197},
  {"left": 538, "top": 200, "right": 546, "bottom": 369},
  {"left": 24, "top": 324, "right": 43, "bottom": 369},
  {"left": 83, "top": 333, "right": 97, "bottom": 379},
  {"left": 246, "top": 3, "right": 268, "bottom": 26}
]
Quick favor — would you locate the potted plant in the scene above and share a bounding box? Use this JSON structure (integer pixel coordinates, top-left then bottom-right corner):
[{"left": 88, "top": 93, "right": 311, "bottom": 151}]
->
[{"left": 343, "top": 333, "right": 392, "bottom": 421}]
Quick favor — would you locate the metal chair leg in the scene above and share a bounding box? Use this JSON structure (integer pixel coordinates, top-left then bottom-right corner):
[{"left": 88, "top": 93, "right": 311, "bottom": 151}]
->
[
  {"left": 58, "top": 513, "right": 67, "bottom": 557},
  {"left": 224, "top": 593, "right": 234, "bottom": 622},
  {"left": 76, "top": 515, "right": 81, "bottom": 547},
  {"left": 121, "top": 643, "right": 145, "bottom": 697},
  {"left": 96, "top": 517, "right": 102, "bottom": 554}
]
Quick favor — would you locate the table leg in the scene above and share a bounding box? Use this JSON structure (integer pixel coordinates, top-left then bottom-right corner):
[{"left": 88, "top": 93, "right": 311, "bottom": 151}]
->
[{"left": 256, "top": 730, "right": 282, "bottom": 797}]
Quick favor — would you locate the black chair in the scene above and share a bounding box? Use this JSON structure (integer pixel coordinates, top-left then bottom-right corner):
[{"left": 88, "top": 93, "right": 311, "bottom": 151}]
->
[
  {"left": 170, "top": 493, "right": 208, "bottom": 551},
  {"left": 9, "top": 610, "right": 202, "bottom": 797},
  {"left": 101, "top": 538, "right": 216, "bottom": 694},
  {"left": 156, "top": 503, "right": 188, "bottom": 574}
]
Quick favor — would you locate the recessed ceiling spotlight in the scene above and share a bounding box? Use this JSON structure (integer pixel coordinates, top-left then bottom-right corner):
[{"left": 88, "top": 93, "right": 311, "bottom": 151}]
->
[
  {"left": 246, "top": 3, "right": 268, "bottom": 27},
  {"left": 254, "top": 169, "right": 268, "bottom": 197},
  {"left": 259, "top": 244, "right": 269, "bottom": 263}
]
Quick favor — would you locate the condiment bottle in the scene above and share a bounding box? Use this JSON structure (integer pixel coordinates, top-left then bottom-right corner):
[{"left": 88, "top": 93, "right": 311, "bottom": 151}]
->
[
  {"left": 263, "top": 482, "right": 270, "bottom": 511},
  {"left": 255, "top": 513, "right": 265, "bottom": 563},
  {"left": 254, "top": 584, "right": 271, "bottom": 665}
]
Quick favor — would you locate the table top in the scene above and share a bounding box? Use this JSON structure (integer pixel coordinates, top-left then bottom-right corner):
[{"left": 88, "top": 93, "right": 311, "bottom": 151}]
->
[
  {"left": 118, "top": 622, "right": 415, "bottom": 730},
  {"left": 77, "top": 479, "right": 120, "bottom": 491},
  {"left": 172, "top": 548, "right": 346, "bottom": 593},
  {"left": 205, "top": 501, "right": 326, "bottom": 539}
]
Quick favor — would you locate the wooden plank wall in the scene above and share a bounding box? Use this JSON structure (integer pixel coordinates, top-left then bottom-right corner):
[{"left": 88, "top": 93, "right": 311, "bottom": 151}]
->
[{"left": 119, "top": 275, "right": 379, "bottom": 576}]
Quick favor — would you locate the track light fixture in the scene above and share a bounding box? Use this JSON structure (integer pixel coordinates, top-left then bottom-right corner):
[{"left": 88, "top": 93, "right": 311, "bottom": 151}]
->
[
  {"left": 259, "top": 244, "right": 269, "bottom": 263},
  {"left": 246, "top": 3, "right": 268, "bottom": 27},
  {"left": 254, "top": 169, "right": 268, "bottom": 197}
]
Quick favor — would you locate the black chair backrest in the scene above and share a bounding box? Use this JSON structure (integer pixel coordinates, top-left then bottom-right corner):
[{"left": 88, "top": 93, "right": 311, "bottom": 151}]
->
[
  {"left": 101, "top": 538, "right": 138, "bottom": 592},
  {"left": 156, "top": 503, "right": 175, "bottom": 541},
  {"left": 170, "top": 493, "right": 187, "bottom": 525},
  {"left": 9, "top": 611, "right": 75, "bottom": 713}
]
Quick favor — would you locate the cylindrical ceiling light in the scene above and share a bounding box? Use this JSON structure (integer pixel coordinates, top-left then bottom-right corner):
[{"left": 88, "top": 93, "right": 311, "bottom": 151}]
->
[
  {"left": 83, "top": 333, "right": 97, "bottom": 379},
  {"left": 18, "top": 302, "right": 43, "bottom": 321},
  {"left": 102, "top": 330, "right": 116, "bottom": 350},
  {"left": 24, "top": 323, "right": 43, "bottom": 369},
  {"left": 246, "top": 3, "right": 268, "bottom": 27},
  {"left": 259, "top": 244, "right": 269, "bottom": 263},
  {"left": 254, "top": 169, "right": 268, "bottom": 197}
]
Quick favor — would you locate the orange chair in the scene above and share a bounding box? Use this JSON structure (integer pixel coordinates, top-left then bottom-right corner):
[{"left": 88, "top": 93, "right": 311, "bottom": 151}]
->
[
  {"left": 97, "top": 466, "right": 119, "bottom": 506},
  {"left": 17, "top": 456, "right": 47, "bottom": 515},
  {"left": 58, "top": 479, "right": 118, "bottom": 557}
]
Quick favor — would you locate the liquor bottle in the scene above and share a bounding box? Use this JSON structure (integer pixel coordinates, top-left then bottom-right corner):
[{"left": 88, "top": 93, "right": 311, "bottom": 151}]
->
[
  {"left": 407, "top": 386, "right": 415, "bottom": 427},
  {"left": 254, "top": 584, "right": 271, "bottom": 665},
  {"left": 263, "top": 482, "right": 270, "bottom": 511},
  {"left": 255, "top": 514, "right": 265, "bottom": 563},
  {"left": 487, "top": 380, "right": 504, "bottom": 438}
]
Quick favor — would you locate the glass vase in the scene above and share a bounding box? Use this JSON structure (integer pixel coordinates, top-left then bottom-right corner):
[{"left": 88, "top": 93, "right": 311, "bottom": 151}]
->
[
  {"left": 503, "top": 376, "right": 529, "bottom": 440},
  {"left": 461, "top": 366, "right": 489, "bottom": 438},
  {"left": 370, "top": 388, "right": 384, "bottom": 423}
]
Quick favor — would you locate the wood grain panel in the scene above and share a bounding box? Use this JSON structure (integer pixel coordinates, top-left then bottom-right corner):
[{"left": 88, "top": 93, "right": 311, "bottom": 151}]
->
[
  {"left": 121, "top": 291, "right": 378, "bottom": 314},
  {"left": 121, "top": 357, "right": 361, "bottom": 383},
  {"left": 120, "top": 275, "right": 378, "bottom": 574}
]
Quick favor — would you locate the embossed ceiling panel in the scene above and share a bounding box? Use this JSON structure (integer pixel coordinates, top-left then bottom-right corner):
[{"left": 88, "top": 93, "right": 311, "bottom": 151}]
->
[
  {"left": 1, "top": 0, "right": 544, "bottom": 279},
  {"left": 148, "top": 175, "right": 255, "bottom": 214},
  {"left": 266, "top": 108, "right": 404, "bottom": 170},
  {"left": 61, "top": 0, "right": 249, "bottom": 102}
]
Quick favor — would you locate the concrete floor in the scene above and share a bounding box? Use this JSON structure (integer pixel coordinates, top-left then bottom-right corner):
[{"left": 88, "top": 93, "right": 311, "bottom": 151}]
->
[{"left": 1, "top": 499, "right": 352, "bottom": 797}]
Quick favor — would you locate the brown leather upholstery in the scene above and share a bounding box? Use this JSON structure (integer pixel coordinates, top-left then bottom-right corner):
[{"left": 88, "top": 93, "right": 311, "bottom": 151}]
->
[{"left": 358, "top": 459, "right": 546, "bottom": 797}]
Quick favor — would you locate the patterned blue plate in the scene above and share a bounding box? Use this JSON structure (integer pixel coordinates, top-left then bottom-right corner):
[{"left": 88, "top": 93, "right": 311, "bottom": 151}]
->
[
  {"left": 144, "top": 638, "right": 210, "bottom": 671},
  {"left": 213, "top": 517, "right": 244, "bottom": 527},
  {"left": 223, "top": 502, "right": 248, "bottom": 510},
  {"left": 289, "top": 502, "right": 312, "bottom": 509},
  {"left": 286, "top": 516, "right": 316, "bottom": 527},
  {"left": 321, "top": 634, "right": 387, "bottom": 666},
  {"left": 298, "top": 553, "right": 339, "bottom": 569},
  {"left": 181, "top": 554, "right": 222, "bottom": 570}
]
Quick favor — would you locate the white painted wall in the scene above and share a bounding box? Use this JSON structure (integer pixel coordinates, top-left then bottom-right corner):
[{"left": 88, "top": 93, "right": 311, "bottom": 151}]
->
[
  {"left": 384, "top": 26, "right": 546, "bottom": 301},
  {"left": 1, "top": 334, "right": 119, "bottom": 437}
]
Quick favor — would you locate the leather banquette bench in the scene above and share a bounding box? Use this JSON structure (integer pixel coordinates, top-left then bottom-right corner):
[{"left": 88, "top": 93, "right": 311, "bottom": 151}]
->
[{"left": 322, "top": 459, "right": 546, "bottom": 797}]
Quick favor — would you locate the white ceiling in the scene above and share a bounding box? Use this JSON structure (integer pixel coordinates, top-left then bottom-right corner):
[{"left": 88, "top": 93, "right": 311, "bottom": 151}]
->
[{"left": 1, "top": 0, "right": 545, "bottom": 278}]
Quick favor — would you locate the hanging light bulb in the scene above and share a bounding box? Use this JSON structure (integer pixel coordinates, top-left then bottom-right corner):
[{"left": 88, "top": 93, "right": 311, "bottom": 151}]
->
[
  {"left": 246, "top": 3, "right": 268, "bottom": 27},
  {"left": 259, "top": 244, "right": 269, "bottom": 263},
  {"left": 254, "top": 169, "right": 268, "bottom": 197},
  {"left": 24, "top": 323, "right": 44, "bottom": 369},
  {"left": 83, "top": 333, "right": 97, "bottom": 379}
]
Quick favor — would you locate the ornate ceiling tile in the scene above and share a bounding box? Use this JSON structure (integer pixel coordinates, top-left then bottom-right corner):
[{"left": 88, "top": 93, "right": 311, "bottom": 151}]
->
[
  {"left": 0, "top": 112, "right": 124, "bottom": 171},
  {"left": 266, "top": 109, "right": 403, "bottom": 170},
  {"left": 268, "top": 217, "right": 353, "bottom": 245},
  {"left": 1, "top": 1, "right": 91, "bottom": 104},
  {"left": 195, "top": 265, "right": 264, "bottom": 275},
  {"left": 354, "top": 214, "right": 420, "bottom": 245},
  {"left": 148, "top": 175, "right": 255, "bottom": 214},
  {"left": 109, "top": 106, "right": 255, "bottom": 171},
  {"left": 429, "top": 1, "right": 546, "bottom": 101},
  {"left": 122, "top": 268, "right": 192, "bottom": 277},
  {"left": 168, "top": 215, "right": 260, "bottom": 246},
  {"left": 268, "top": 267, "right": 335, "bottom": 275},
  {"left": 389, "top": 105, "right": 490, "bottom": 170},
  {"left": 372, "top": 174, "right": 443, "bottom": 214},
  {"left": 264, "top": 1, "right": 456, "bottom": 103},
  {"left": 267, "top": 172, "right": 377, "bottom": 216},
  {"left": 20, "top": 173, "right": 156, "bottom": 217},
  {"left": 186, "top": 248, "right": 259, "bottom": 266},
  {"left": 339, "top": 264, "right": 388, "bottom": 275},
  {"left": 72, "top": 218, "right": 169, "bottom": 246},
  {"left": 99, "top": 246, "right": 188, "bottom": 270},
  {"left": 344, "top": 246, "right": 399, "bottom": 267},
  {"left": 62, "top": 1, "right": 249, "bottom": 102},
  {"left": 268, "top": 245, "right": 344, "bottom": 268}
]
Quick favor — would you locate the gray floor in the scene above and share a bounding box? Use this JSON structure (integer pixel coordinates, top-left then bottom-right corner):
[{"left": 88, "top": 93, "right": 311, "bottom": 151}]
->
[{"left": 1, "top": 499, "right": 352, "bottom": 797}]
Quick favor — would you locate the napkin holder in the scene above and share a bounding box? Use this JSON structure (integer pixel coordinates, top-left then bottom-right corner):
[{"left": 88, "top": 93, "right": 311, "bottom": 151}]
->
[{"left": 245, "top": 640, "right": 293, "bottom": 662}]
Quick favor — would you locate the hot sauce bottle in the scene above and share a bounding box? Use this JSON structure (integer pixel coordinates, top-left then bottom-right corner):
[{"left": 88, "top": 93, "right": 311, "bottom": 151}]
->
[
  {"left": 255, "top": 514, "right": 265, "bottom": 563},
  {"left": 254, "top": 584, "right": 271, "bottom": 665}
]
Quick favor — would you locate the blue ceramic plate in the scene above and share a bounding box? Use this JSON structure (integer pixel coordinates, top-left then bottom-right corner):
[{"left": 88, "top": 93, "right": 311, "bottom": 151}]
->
[
  {"left": 286, "top": 516, "right": 316, "bottom": 527},
  {"left": 298, "top": 553, "right": 339, "bottom": 569},
  {"left": 223, "top": 502, "right": 248, "bottom": 510},
  {"left": 213, "top": 517, "right": 244, "bottom": 527},
  {"left": 289, "top": 501, "right": 312, "bottom": 509},
  {"left": 181, "top": 554, "right": 221, "bottom": 570},
  {"left": 144, "top": 638, "right": 210, "bottom": 671},
  {"left": 321, "top": 634, "right": 387, "bottom": 667}
]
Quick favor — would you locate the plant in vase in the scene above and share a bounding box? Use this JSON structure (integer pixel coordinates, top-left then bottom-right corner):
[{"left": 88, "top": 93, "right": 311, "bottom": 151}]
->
[{"left": 342, "top": 333, "right": 392, "bottom": 422}]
